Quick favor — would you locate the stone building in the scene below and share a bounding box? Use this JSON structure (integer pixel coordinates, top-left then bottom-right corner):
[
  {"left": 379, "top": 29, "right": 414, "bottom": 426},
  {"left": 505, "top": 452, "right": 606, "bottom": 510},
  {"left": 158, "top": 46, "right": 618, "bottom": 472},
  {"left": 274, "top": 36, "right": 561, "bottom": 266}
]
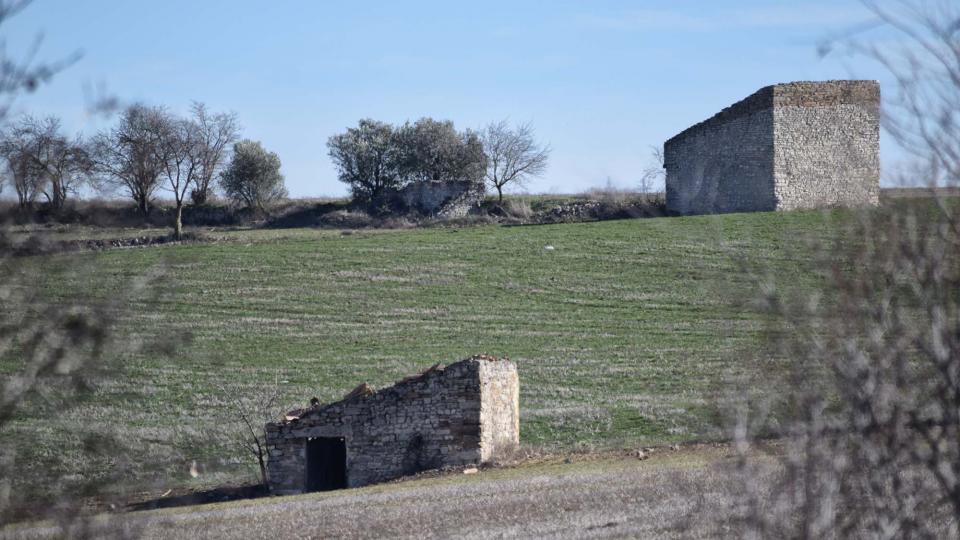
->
[
  {"left": 265, "top": 355, "right": 519, "bottom": 495},
  {"left": 664, "top": 80, "right": 880, "bottom": 215}
]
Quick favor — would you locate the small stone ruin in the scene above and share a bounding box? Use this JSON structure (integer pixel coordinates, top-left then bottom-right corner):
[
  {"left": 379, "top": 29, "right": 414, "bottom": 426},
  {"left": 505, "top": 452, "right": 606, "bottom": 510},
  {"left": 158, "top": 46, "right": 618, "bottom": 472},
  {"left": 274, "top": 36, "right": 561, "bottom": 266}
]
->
[
  {"left": 395, "top": 179, "right": 485, "bottom": 218},
  {"left": 265, "top": 355, "right": 519, "bottom": 495}
]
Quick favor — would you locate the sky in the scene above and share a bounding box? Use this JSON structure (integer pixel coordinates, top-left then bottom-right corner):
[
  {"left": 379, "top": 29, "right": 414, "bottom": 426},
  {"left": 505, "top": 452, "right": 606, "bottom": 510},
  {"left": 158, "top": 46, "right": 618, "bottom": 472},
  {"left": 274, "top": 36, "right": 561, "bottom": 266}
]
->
[{"left": 5, "top": 0, "right": 904, "bottom": 198}]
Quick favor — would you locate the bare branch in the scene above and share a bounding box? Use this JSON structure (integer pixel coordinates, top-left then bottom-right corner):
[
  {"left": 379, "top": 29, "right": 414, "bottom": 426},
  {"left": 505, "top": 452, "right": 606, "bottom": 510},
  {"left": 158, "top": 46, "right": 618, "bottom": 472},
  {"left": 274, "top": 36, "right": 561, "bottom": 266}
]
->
[{"left": 212, "top": 376, "right": 286, "bottom": 487}]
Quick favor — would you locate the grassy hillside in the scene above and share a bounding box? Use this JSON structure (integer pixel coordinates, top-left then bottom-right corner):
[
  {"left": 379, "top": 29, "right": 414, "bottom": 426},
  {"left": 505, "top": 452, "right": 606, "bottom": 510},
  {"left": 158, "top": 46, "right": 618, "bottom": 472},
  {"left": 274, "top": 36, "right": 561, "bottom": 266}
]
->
[{"left": 2, "top": 209, "right": 840, "bottom": 491}]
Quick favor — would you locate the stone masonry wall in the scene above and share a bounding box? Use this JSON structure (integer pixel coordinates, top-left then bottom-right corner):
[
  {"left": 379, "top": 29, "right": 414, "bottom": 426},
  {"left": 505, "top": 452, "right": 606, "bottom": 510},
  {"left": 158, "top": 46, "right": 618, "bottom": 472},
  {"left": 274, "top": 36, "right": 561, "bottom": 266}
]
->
[
  {"left": 664, "top": 103, "right": 775, "bottom": 215},
  {"left": 396, "top": 180, "right": 485, "bottom": 218},
  {"left": 664, "top": 80, "right": 880, "bottom": 215},
  {"left": 265, "top": 356, "right": 519, "bottom": 495},
  {"left": 478, "top": 360, "right": 520, "bottom": 461},
  {"left": 772, "top": 82, "right": 880, "bottom": 209}
]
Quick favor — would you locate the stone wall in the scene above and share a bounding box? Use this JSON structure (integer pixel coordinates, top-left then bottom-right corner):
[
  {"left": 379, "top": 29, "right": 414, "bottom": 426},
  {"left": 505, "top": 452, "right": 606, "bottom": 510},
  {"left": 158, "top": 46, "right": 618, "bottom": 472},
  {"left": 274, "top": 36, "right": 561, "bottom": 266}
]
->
[
  {"left": 478, "top": 360, "right": 520, "bottom": 461},
  {"left": 772, "top": 82, "right": 880, "bottom": 209},
  {"left": 396, "top": 180, "right": 485, "bottom": 218},
  {"left": 664, "top": 80, "right": 880, "bottom": 215},
  {"left": 663, "top": 99, "right": 776, "bottom": 215},
  {"left": 265, "top": 355, "right": 519, "bottom": 495}
]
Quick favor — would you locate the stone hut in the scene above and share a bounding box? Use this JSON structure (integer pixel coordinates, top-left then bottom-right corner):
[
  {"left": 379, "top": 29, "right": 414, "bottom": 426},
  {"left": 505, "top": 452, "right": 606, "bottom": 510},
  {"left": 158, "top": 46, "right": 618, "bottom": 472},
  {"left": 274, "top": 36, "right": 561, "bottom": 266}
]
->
[
  {"left": 265, "top": 355, "right": 519, "bottom": 495},
  {"left": 664, "top": 80, "right": 880, "bottom": 215}
]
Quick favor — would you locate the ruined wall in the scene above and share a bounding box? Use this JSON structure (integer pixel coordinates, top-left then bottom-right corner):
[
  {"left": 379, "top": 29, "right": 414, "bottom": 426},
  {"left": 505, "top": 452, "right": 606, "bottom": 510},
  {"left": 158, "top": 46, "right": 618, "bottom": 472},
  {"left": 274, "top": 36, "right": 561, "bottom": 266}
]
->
[
  {"left": 265, "top": 356, "right": 519, "bottom": 495},
  {"left": 396, "top": 180, "right": 484, "bottom": 218},
  {"left": 664, "top": 80, "right": 880, "bottom": 215}
]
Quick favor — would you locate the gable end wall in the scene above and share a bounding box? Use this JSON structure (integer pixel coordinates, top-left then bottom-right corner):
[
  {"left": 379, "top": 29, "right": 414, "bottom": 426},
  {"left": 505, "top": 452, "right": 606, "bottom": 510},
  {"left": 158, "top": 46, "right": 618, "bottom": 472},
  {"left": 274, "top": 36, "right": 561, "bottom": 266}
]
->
[{"left": 772, "top": 82, "right": 881, "bottom": 210}]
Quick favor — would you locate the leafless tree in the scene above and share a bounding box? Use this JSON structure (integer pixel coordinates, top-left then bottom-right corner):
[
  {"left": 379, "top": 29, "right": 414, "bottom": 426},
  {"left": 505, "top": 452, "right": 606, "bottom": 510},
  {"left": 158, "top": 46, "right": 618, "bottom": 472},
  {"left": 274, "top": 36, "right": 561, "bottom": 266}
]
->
[
  {"left": 0, "top": 122, "right": 43, "bottom": 208},
  {"left": 725, "top": 1, "right": 960, "bottom": 537},
  {"left": 481, "top": 120, "right": 550, "bottom": 203},
  {"left": 1, "top": 115, "right": 90, "bottom": 209},
  {"left": 29, "top": 117, "right": 90, "bottom": 209},
  {"left": 91, "top": 103, "right": 168, "bottom": 215},
  {"left": 639, "top": 146, "right": 664, "bottom": 195},
  {"left": 213, "top": 377, "right": 284, "bottom": 487},
  {"left": 189, "top": 102, "right": 240, "bottom": 205},
  {"left": 730, "top": 201, "right": 960, "bottom": 538},
  {"left": 154, "top": 112, "right": 201, "bottom": 239},
  {"left": 0, "top": 242, "right": 114, "bottom": 429}
]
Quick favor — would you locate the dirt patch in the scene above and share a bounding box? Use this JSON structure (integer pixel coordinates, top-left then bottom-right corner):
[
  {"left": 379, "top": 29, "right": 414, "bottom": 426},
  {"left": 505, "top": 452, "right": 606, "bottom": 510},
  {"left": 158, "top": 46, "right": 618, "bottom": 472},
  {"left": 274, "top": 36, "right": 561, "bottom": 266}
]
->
[{"left": 126, "top": 484, "right": 269, "bottom": 512}]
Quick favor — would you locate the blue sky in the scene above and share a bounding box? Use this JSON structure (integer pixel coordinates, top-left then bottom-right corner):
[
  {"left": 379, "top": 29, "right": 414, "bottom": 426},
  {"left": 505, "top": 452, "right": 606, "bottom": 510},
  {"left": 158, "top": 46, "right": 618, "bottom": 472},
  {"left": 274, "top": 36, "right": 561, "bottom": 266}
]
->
[{"left": 6, "top": 0, "right": 901, "bottom": 198}]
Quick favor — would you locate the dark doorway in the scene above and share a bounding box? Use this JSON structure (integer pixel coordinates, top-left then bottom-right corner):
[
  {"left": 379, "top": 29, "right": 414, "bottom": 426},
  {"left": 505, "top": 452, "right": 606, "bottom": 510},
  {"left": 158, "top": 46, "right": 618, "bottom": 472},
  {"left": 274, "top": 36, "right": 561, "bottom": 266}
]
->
[{"left": 306, "top": 437, "right": 347, "bottom": 492}]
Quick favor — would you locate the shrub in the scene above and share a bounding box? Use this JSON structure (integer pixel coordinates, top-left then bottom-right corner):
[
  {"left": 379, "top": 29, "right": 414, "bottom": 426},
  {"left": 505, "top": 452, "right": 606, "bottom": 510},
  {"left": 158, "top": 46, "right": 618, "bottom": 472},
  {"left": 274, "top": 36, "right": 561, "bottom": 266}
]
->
[
  {"left": 502, "top": 198, "right": 534, "bottom": 221},
  {"left": 219, "top": 140, "right": 287, "bottom": 213}
]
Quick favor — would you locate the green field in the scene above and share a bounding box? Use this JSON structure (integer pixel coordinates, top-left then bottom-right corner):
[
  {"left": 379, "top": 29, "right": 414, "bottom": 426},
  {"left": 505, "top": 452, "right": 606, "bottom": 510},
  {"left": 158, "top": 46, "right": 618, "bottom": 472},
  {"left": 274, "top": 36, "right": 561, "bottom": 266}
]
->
[{"left": 3, "top": 209, "right": 840, "bottom": 492}]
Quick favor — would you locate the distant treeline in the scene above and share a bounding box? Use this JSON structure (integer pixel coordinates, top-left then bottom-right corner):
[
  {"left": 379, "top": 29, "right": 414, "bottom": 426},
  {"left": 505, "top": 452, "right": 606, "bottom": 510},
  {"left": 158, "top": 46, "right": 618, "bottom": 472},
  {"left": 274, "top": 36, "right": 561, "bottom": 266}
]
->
[
  {"left": 0, "top": 103, "right": 551, "bottom": 235},
  {"left": 0, "top": 103, "right": 284, "bottom": 238}
]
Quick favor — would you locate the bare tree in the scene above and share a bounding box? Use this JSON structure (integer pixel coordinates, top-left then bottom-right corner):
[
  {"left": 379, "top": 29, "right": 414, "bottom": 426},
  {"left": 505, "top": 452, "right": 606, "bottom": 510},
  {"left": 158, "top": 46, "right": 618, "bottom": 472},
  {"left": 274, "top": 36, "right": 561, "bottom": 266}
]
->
[
  {"left": 481, "top": 120, "right": 550, "bottom": 203},
  {"left": 91, "top": 104, "right": 168, "bottom": 215},
  {"left": 0, "top": 122, "right": 43, "bottom": 208},
  {"left": 29, "top": 117, "right": 90, "bottom": 209},
  {"left": 2, "top": 115, "right": 90, "bottom": 209},
  {"left": 0, "top": 0, "right": 87, "bottom": 211},
  {"left": 639, "top": 146, "right": 664, "bottom": 195},
  {"left": 213, "top": 377, "right": 284, "bottom": 487},
  {"left": 729, "top": 201, "right": 960, "bottom": 538},
  {"left": 154, "top": 113, "right": 201, "bottom": 239},
  {"left": 189, "top": 102, "right": 239, "bottom": 205},
  {"left": 725, "top": 1, "right": 960, "bottom": 537},
  {"left": 0, "top": 240, "right": 114, "bottom": 428}
]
